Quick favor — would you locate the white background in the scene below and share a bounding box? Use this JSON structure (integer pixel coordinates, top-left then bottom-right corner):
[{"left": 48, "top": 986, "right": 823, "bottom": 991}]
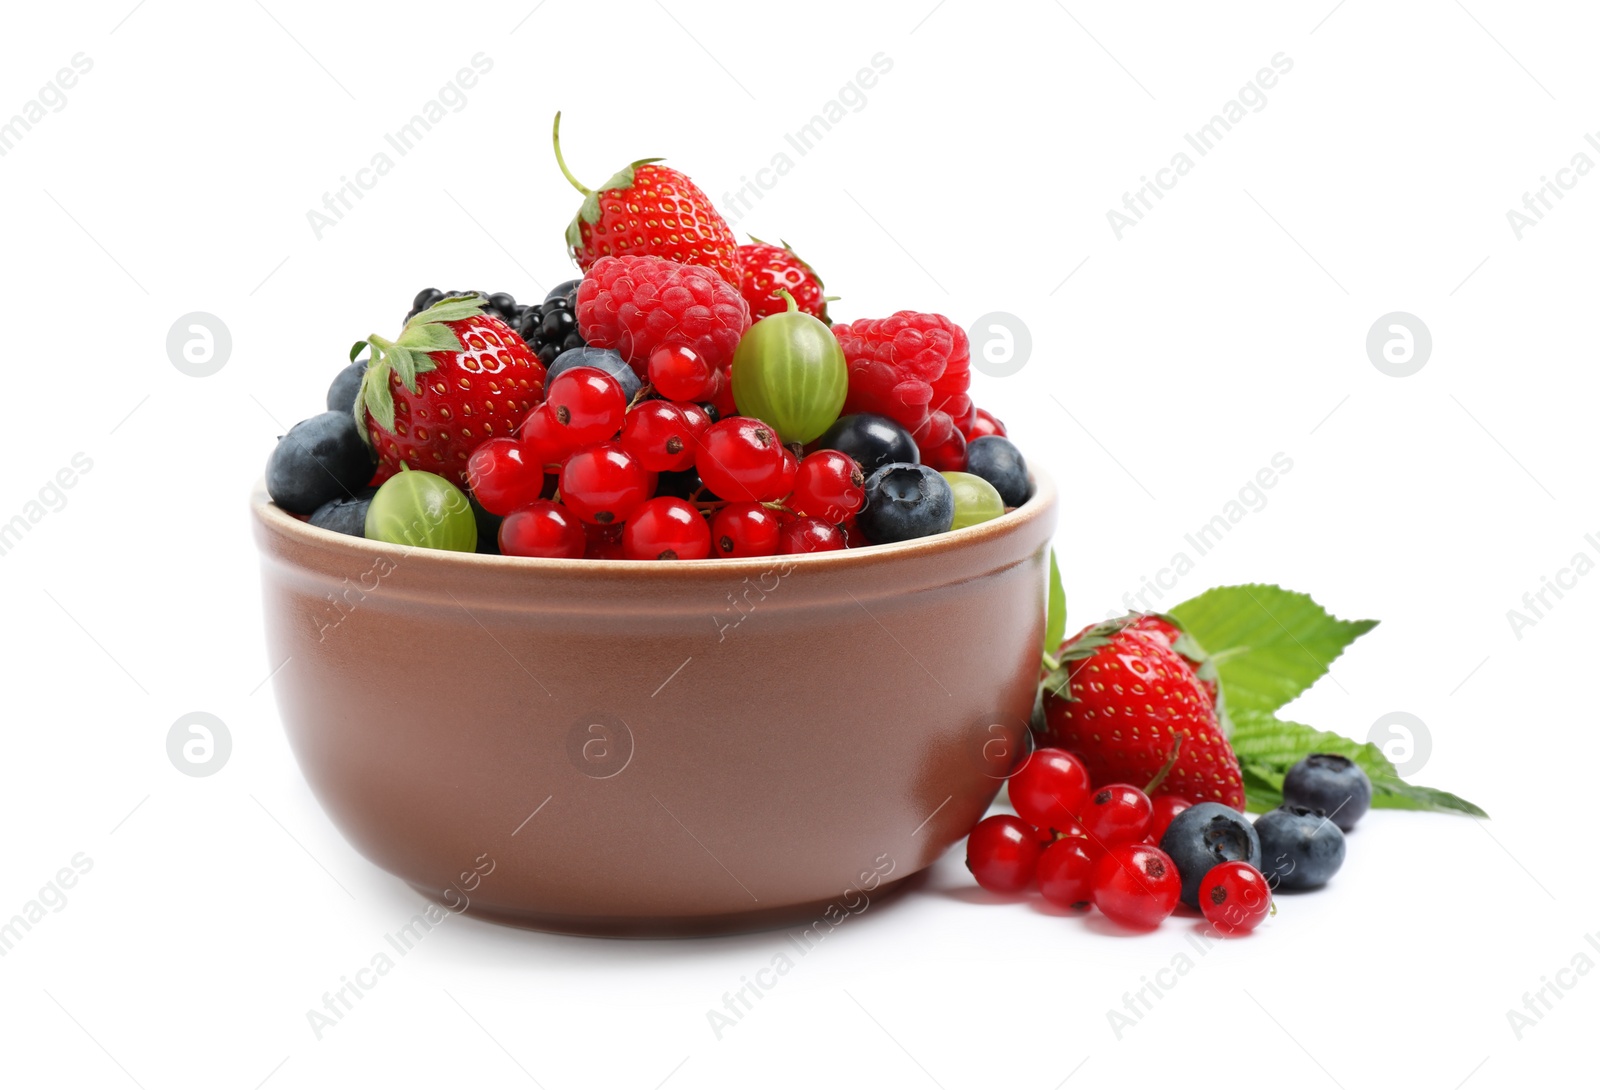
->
[{"left": 0, "top": 1, "right": 1593, "bottom": 1087}]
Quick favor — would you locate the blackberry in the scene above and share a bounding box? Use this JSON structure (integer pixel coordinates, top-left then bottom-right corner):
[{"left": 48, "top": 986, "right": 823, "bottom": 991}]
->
[{"left": 406, "top": 279, "right": 585, "bottom": 366}]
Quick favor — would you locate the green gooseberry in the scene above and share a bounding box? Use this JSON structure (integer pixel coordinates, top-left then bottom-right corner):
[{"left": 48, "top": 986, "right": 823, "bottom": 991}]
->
[
  {"left": 365, "top": 465, "right": 478, "bottom": 552},
  {"left": 730, "top": 290, "right": 848, "bottom": 444},
  {"left": 941, "top": 471, "right": 1006, "bottom": 530}
]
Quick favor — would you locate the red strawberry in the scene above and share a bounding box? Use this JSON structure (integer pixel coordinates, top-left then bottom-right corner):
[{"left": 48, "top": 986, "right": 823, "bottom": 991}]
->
[
  {"left": 1123, "top": 613, "right": 1220, "bottom": 706},
  {"left": 736, "top": 239, "right": 830, "bottom": 322},
  {"left": 1039, "top": 616, "right": 1245, "bottom": 810},
  {"left": 552, "top": 112, "right": 739, "bottom": 286},
  {"left": 353, "top": 295, "right": 546, "bottom": 485},
  {"left": 575, "top": 255, "right": 751, "bottom": 377},
  {"left": 832, "top": 311, "right": 971, "bottom": 449}
]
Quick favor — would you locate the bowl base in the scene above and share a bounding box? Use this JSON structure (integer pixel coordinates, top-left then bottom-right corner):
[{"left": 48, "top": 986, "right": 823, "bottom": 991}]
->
[{"left": 406, "top": 870, "right": 927, "bottom": 939}]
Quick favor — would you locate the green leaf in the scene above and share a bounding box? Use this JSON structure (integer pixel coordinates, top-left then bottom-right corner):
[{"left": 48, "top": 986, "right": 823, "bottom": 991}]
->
[
  {"left": 1230, "top": 708, "right": 1486, "bottom": 817},
  {"left": 412, "top": 295, "right": 485, "bottom": 325},
  {"left": 396, "top": 322, "right": 464, "bottom": 353},
  {"left": 1169, "top": 584, "right": 1377, "bottom": 715},
  {"left": 1044, "top": 548, "right": 1066, "bottom": 659},
  {"left": 387, "top": 346, "right": 420, "bottom": 391},
  {"left": 360, "top": 365, "right": 395, "bottom": 433}
]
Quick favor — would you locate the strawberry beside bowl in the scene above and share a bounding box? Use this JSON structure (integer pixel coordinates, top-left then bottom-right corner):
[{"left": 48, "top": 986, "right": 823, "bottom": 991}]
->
[{"left": 251, "top": 469, "right": 1055, "bottom": 936}]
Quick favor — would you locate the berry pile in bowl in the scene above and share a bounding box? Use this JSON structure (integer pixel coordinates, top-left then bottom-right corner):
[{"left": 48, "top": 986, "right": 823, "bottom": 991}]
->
[
  {"left": 265, "top": 118, "right": 1028, "bottom": 562},
  {"left": 251, "top": 117, "right": 1057, "bottom": 935}
]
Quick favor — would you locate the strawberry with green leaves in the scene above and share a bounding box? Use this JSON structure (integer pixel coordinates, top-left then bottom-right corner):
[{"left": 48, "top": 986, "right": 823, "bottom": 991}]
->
[
  {"left": 737, "top": 238, "right": 831, "bottom": 322},
  {"left": 352, "top": 295, "right": 545, "bottom": 486},
  {"left": 552, "top": 112, "right": 739, "bottom": 286},
  {"left": 1040, "top": 615, "right": 1245, "bottom": 810}
]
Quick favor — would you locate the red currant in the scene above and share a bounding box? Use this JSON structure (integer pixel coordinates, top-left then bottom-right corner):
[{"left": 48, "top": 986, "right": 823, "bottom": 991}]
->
[
  {"left": 1199, "top": 861, "right": 1273, "bottom": 935},
  {"left": 1036, "top": 837, "right": 1096, "bottom": 911},
  {"left": 558, "top": 443, "right": 654, "bottom": 525},
  {"left": 791, "top": 450, "right": 865, "bottom": 522},
  {"left": 965, "top": 407, "right": 1007, "bottom": 441},
  {"left": 1008, "top": 748, "right": 1092, "bottom": 834},
  {"left": 466, "top": 438, "right": 545, "bottom": 516},
  {"left": 779, "top": 516, "right": 846, "bottom": 554},
  {"left": 695, "top": 417, "right": 789, "bottom": 501},
  {"left": 1149, "top": 795, "right": 1193, "bottom": 845},
  {"left": 622, "top": 497, "right": 710, "bottom": 560},
  {"left": 647, "top": 343, "right": 715, "bottom": 401},
  {"left": 707, "top": 367, "right": 738, "bottom": 420},
  {"left": 920, "top": 429, "right": 967, "bottom": 472},
  {"left": 546, "top": 366, "right": 627, "bottom": 446},
  {"left": 1082, "top": 784, "right": 1153, "bottom": 847},
  {"left": 498, "top": 500, "right": 585, "bottom": 558},
  {"left": 620, "top": 401, "right": 696, "bottom": 473},
  {"left": 1091, "top": 843, "right": 1180, "bottom": 929},
  {"left": 583, "top": 521, "right": 625, "bottom": 559},
  {"left": 519, "top": 402, "right": 573, "bottom": 466},
  {"left": 710, "top": 502, "right": 781, "bottom": 558},
  {"left": 965, "top": 814, "right": 1043, "bottom": 894},
  {"left": 675, "top": 400, "right": 713, "bottom": 445}
]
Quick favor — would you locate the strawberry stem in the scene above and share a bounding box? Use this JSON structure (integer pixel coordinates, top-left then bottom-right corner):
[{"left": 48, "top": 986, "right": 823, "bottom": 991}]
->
[
  {"left": 551, "top": 111, "right": 592, "bottom": 197},
  {"left": 1144, "top": 734, "right": 1185, "bottom": 795}
]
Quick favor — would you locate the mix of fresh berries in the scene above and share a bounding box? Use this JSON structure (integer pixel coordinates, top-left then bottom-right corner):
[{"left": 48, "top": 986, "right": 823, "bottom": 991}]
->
[
  {"left": 964, "top": 602, "right": 1370, "bottom": 936},
  {"left": 264, "top": 116, "right": 1035, "bottom": 560}
]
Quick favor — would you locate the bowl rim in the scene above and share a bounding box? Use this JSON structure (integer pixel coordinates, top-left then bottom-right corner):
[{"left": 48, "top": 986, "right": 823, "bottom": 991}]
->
[{"left": 252, "top": 466, "right": 1056, "bottom": 576}]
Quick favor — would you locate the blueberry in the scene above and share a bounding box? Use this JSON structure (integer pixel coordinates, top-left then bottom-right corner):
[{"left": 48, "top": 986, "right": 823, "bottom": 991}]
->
[
  {"left": 545, "top": 279, "right": 582, "bottom": 305},
  {"left": 546, "top": 346, "right": 642, "bottom": 402},
  {"left": 1159, "top": 802, "right": 1262, "bottom": 908},
  {"left": 266, "top": 411, "right": 376, "bottom": 515},
  {"left": 308, "top": 488, "right": 376, "bottom": 537},
  {"left": 1282, "top": 754, "right": 1371, "bottom": 832},
  {"left": 965, "top": 436, "right": 1031, "bottom": 507},
  {"left": 813, "top": 413, "right": 919, "bottom": 475},
  {"left": 1254, "top": 805, "right": 1346, "bottom": 890},
  {"left": 326, "top": 356, "right": 367, "bottom": 413},
  {"left": 857, "top": 463, "right": 955, "bottom": 544}
]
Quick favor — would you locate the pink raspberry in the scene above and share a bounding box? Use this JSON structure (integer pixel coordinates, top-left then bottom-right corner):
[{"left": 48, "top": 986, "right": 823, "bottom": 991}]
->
[
  {"left": 575, "top": 255, "right": 750, "bottom": 378},
  {"left": 832, "top": 311, "right": 971, "bottom": 448}
]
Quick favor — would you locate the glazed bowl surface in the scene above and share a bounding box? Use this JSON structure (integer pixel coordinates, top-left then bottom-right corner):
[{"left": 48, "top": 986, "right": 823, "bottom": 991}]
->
[{"left": 252, "top": 472, "right": 1056, "bottom": 935}]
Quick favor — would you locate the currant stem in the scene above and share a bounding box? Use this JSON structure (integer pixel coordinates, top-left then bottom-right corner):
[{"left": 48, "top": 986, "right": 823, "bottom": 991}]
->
[
  {"left": 550, "top": 112, "right": 592, "bottom": 197},
  {"left": 776, "top": 289, "right": 799, "bottom": 314}
]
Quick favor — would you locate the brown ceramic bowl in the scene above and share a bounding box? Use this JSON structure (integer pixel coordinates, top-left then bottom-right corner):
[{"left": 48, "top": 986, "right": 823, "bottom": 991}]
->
[{"left": 252, "top": 470, "right": 1056, "bottom": 936}]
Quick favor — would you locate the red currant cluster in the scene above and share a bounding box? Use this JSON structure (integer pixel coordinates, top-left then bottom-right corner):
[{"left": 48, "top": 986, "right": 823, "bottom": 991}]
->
[
  {"left": 466, "top": 344, "right": 869, "bottom": 560},
  {"left": 965, "top": 748, "right": 1273, "bottom": 935}
]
